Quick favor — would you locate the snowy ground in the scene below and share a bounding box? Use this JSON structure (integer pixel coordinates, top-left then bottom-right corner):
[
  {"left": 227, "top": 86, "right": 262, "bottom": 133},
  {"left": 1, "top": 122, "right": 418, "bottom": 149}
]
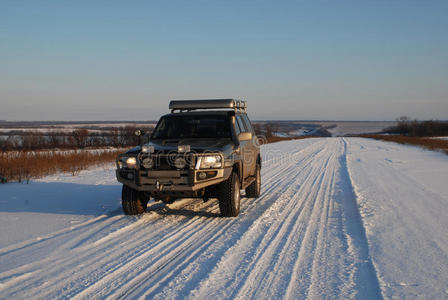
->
[
  {"left": 431, "top": 136, "right": 448, "bottom": 140},
  {"left": 0, "top": 138, "right": 447, "bottom": 299}
]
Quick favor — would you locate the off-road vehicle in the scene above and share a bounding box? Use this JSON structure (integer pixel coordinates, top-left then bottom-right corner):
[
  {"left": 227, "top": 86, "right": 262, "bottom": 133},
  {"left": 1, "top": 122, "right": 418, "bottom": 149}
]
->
[{"left": 116, "top": 99, "right": 261, "bottom": 217}]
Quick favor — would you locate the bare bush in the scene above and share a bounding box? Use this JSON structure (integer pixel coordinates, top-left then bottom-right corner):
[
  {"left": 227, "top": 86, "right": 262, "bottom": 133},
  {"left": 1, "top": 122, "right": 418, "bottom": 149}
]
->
[
  {"left": 0, "top": 149, "right": 124, "bottom": 182},
  {"left": 384, "top": 117, "right": 448, "bottom": 137},
  {"left": 72, "top": 129, "right": 90, "bottom": 148},
  {"left": 265, "top": 123, "right": 279, "bottom": 138},
  {"left": 363, "top": 135, "right": 448, "bottom": 155},
  {"left": 252, "top": 123, "right": 263, "bottom": 136}
]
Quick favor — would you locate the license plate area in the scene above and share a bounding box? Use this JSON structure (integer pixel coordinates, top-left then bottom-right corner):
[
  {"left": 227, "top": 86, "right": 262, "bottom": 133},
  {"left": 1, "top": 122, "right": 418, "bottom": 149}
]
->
[{"left": 145, "top": 170, "right": 181, "bottom": 178}]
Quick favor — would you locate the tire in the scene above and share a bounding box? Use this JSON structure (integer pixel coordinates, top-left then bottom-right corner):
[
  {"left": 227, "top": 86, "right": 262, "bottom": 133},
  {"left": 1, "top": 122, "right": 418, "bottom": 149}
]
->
[
  {"left": 246, "top": 163, "right": 261, "bottom": 198},
  {"left": 122, "top": 185, "right": 148, "bottom": 215},
  {"left": 217, "top": 172, "right": 241, "bottom": 217}
]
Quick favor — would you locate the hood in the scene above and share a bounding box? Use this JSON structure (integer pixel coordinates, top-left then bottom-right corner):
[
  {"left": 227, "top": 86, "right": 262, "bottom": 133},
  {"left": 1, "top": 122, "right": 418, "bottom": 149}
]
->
[{"left": 125, "top": 145, "right": 142, "bottom": 155}]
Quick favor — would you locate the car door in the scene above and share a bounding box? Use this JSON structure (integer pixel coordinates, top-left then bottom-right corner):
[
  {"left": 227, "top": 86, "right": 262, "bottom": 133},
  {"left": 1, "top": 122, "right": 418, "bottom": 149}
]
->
[
  {"left": 235, "top": 115, "right": 253, "bottom": 180},
  {"left": 241, "top": 114, "right": 257, "bottom": 176}
]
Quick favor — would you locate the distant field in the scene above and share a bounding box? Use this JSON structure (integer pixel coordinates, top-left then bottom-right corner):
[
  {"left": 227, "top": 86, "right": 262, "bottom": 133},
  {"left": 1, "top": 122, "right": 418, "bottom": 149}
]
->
[
  {"left": 0, "top": 120, "right": 395, "bottom": 137},
  {"left": 254, "top": 120, "right": 396, "bottom": 137},
  {"left": 299, "top": 121, "right": 396, "bottom": 136}
]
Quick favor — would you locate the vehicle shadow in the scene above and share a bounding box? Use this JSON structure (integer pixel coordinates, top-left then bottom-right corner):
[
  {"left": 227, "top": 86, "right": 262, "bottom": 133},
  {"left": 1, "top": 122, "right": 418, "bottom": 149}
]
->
[
  {"left": 153, "top": 207, "right": 220, "bottom": 218},
  {"left": 0, "top": 180, "right": 223, "bottom": 218},
  {"left": 147, "top": 200, "right": 221, "bottom": 218},
  {"left": 0, "top": 181, "right": 121, "bottom": 216}
]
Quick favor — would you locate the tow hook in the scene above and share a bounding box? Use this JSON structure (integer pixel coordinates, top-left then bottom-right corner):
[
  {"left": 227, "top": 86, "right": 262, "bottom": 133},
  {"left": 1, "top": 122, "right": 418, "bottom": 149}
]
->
[{"left": 156, "top": 180, "right": 162, "bottom": 191}]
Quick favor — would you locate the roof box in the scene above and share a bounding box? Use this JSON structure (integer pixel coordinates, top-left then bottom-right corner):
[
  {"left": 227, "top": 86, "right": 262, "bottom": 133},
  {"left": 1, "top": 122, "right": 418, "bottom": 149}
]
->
[{"left": 169, "top": 99, "right": 246, "bottom": 113}]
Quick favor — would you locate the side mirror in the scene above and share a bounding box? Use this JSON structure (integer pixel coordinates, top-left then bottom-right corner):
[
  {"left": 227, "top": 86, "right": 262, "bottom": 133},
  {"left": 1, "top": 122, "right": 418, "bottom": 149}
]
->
[{"left": 238, "top": 132, "right": 252, "bottom": 141}]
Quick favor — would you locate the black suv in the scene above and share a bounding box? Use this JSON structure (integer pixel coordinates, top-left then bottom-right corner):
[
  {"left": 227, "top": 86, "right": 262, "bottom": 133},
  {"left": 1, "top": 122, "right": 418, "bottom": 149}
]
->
[{"left": 116, "top": 99, "right": 261, "bottom": 217}]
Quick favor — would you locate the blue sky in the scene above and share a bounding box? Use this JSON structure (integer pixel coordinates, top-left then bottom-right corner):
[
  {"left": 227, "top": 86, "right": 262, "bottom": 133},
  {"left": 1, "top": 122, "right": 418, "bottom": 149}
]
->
[{"left": 1, "top": 0, "right": 447, "bottom": 121}]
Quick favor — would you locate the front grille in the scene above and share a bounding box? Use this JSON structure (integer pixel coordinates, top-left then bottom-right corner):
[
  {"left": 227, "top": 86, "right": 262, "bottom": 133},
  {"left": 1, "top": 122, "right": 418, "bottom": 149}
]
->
[{"left": 156, "top": 156, "right": 176, "bottom": 170}]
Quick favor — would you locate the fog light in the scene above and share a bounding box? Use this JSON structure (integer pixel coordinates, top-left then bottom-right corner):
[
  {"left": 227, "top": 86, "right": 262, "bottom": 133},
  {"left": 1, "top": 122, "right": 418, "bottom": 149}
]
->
[
  {"left": 198, "top": 172, "right": 207, "bottom": 180},
  {"left": 178, "top": 145, "right": 191, "bottom": 153},
  {"left": 141, "top": 157, "right": 153, "bottom": 169},
  {"left": 174, "top": 157, "right": 187, "bottom": 169},
  {"left": 142, "top": 144, "right": 155, "bottom": 153}
]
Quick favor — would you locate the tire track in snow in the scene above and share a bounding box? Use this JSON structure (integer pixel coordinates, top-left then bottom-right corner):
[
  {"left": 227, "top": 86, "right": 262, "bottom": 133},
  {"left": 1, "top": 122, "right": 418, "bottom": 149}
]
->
[
  {"left": 236, "top": 144, "right": 336, "bottom": 299},
  {"left": 0, "top": 211, "right": 118, "bottom": 256},
  {"left": 286, "top": 138, "right": 382, "bottom": 299},
  {"left": 190, "top": 139, "right": 338, "bottom": 299},
  {"left": 0, "top": 199, "right": 220, "bottom": 299},
  {"left": 288, "top": 143, "right": 339, "bottom": 299}
]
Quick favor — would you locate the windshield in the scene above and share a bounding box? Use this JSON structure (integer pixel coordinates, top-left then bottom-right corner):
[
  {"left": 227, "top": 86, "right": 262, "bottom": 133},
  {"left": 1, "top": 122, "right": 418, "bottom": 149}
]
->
[{"left": 151, "top": 114, "right": 231, "bottom": 139}]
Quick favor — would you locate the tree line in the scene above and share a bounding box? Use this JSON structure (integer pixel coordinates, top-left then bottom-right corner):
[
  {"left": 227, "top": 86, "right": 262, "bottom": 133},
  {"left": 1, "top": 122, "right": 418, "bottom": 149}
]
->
[{"left": 383, "top": 117, "right": 448, "bottom": 137}]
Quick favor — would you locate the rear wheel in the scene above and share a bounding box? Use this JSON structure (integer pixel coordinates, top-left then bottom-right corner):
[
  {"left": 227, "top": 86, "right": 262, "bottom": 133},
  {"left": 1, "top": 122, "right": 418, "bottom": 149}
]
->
[
  {"left": 217, "top": 172, "right": 241, "bottom": 217},
  {"left": 122, "top": 185, "right": 148, "bottom": 215},
  {"left": 246, "top": 163, "right": 261, "bottom": 198}
]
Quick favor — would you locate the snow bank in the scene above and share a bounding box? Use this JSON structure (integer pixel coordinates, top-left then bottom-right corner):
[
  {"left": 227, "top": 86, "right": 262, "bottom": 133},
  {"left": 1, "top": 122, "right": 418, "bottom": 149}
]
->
[{"left": 345, "top": 137, "right": 448, "bottom": 299}]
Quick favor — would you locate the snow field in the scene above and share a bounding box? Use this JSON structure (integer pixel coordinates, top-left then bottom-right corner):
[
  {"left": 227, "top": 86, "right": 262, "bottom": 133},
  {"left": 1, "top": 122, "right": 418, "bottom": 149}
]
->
[{"left": 0, "top": 137, "right": 447, "bottom": 299}]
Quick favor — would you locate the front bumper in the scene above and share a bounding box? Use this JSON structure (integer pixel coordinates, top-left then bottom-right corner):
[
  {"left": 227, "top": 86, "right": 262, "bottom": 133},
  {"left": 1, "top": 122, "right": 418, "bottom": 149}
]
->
[{"left": 116, "top": 167, "right": 232, "bottom": 192}]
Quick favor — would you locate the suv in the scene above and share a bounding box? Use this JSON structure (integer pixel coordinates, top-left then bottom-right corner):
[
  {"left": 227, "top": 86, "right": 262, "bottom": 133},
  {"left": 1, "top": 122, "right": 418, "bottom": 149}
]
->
[{"left": 116, "top": 99, "right": 261, "bottom": 217}]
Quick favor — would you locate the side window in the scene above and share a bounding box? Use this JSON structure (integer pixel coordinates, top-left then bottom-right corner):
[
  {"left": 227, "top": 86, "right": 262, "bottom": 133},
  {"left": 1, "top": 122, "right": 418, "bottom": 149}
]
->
[
  {"left": 242, "top": 115, "right": 253, "bottom": 133},
  {"left": 236, "top": 115, "right": 247, "bottom": 132},
  {"left": 234, "top": 117, "right": 241, "bottom": 135}
]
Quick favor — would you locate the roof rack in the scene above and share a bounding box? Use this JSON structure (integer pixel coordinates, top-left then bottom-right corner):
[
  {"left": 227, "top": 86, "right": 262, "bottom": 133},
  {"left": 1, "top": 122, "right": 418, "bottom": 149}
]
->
[{"left": 169, "top": 99, "right": 247, "bottom": 113}]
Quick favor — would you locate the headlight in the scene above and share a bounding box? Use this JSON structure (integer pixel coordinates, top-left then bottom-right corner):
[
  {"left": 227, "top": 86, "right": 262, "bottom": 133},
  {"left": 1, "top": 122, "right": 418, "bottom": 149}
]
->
[
  {"left": 197, "top": 155, "right": 222, "bottom": 169},
  {"left": 122, "top": 156, "right": 137, "bottom": 169}
]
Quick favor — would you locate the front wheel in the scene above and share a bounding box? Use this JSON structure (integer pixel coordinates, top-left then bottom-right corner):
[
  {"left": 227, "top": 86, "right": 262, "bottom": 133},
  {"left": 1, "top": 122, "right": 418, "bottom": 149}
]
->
[
  {"left": 122, "top": 185, "right": 148, "bottom": 215},
  {"left": 217, "top": 172, "right": 240, "bottom": 217}
]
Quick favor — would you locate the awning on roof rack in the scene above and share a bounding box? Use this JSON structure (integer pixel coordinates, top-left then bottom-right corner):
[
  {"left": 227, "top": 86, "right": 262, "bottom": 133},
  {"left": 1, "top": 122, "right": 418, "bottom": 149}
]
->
[{"left": 169, "top": 99, "right": 246, "bottom": 113}]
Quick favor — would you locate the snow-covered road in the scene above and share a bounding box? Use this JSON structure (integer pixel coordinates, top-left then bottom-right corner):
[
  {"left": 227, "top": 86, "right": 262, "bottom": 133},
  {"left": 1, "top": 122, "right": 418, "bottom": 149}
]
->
[{"left": 1, "top": 138, "right": 447, "bottom": 299}]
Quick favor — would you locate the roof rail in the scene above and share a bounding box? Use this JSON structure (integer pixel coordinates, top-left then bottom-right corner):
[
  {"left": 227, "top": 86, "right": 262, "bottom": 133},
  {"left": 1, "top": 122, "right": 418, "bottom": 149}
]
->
[{"left": 169, "top": 99, "right": 247, "bottom": 113}]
